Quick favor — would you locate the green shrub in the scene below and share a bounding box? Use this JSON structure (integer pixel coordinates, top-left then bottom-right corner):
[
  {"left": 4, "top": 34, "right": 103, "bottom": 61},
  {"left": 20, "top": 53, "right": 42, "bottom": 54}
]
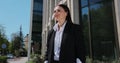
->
[
  {"left": 29, "top": 54, "right": 44, "bottom": 63},
  {"left": 0, "top": 56, "right": 7, "bottom": 63},
  {"left": 26, "top": 60, "right": 34, "bottom": 63}
]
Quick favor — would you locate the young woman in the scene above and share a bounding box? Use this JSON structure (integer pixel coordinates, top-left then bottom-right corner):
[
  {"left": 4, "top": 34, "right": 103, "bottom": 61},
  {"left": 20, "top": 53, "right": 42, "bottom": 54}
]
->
[{"left": 44, "top": 4, "right": 86, "bottom": 63}]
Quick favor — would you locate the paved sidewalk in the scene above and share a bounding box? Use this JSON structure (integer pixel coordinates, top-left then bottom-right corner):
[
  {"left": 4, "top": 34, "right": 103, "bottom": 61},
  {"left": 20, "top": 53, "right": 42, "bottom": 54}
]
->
[{"left": 8, "top": 57, "right": 28, "bottom": 63}]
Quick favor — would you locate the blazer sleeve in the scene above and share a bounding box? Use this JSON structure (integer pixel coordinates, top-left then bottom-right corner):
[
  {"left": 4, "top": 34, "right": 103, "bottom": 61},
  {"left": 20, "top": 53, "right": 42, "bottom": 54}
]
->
[
  {"left": 44, "top": 30, "right": 53, "bottom": 60},
  {"left": 74, "top": 24, "right": 86, "bottom": 63}
]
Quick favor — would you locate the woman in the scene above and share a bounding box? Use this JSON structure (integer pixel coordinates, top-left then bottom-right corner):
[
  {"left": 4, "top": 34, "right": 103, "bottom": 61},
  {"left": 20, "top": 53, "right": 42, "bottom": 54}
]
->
[{"left": 44, "top": 4, "right": 86, "bottom": 63}]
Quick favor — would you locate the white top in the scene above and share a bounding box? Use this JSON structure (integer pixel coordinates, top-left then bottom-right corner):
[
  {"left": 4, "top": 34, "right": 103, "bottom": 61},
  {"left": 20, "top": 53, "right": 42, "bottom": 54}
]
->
[{"left": 53, "top": 21, "right": 67, "bottom": 61}]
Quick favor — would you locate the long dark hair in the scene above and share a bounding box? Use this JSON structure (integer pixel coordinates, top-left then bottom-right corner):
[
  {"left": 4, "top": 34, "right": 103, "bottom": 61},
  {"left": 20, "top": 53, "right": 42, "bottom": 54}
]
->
[{"left": 57, "top": 4, "right": 73, "bottom": 23}]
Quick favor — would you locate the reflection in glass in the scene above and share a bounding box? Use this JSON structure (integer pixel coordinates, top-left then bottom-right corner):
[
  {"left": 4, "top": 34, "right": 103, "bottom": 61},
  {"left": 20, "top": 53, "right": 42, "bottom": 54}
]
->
[
  {"left": 90, "top": 2, "right": 116, "bottom": 62},
  {"left": 90, "top": 4, "right": 101, "bottom": 10},
  {"left": 32, "top": 0, "right": 43, "bottom": 48},
  {"left": 80, "top": 0, "right": 117, "bottom": 62},
  {"left": 81, "top": 7, "right": 90, "bottom": 57},
  {"left": 89, "top": 0, "right": 102, "bottom": 4},
  {"left": 81, "top": 0, "right": 88, "bottom": 7},
  {"left": 33, "top": 2, "right": 43, "bottom": 11}
]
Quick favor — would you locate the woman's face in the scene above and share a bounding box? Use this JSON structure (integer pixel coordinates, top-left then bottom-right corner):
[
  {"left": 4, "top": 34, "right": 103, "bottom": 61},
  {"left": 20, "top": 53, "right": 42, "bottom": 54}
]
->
[{"left": 53, "top": 6, "right": 67, "bottom": 22}]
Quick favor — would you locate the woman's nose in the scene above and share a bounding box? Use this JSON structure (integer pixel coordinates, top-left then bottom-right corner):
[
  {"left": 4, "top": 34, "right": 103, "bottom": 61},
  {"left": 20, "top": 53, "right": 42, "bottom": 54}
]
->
[{"left": 54, "top": 13, "right": 59, "bottom": 17}]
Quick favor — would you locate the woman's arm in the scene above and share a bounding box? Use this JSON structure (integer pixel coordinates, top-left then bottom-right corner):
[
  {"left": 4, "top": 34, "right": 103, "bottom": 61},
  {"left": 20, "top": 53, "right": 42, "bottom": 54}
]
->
[{"left": 74, "top": 24, "right": 86, "bottom": 63}]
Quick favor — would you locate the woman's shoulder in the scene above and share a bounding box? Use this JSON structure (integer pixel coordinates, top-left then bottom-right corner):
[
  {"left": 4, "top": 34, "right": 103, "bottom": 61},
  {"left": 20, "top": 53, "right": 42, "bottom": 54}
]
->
[
  {"left": 72, "top": 24, "right": 81, "bottom": 31},
  {"left": 48, "top": 29, "right": 54, "bottom": 34}
]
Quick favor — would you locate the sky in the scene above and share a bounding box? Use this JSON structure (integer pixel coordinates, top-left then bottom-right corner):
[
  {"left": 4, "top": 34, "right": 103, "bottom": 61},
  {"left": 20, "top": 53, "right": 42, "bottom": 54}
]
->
[{"left": 0, "top": 0, "right": 31, "bottom": 41}]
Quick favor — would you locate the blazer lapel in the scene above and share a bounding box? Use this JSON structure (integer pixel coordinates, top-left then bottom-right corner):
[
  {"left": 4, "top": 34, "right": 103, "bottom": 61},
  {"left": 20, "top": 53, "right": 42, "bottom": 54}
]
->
[
  {"left": 60, "top": 22, "right": 72, "bottom": 54},
  {"left": 50, "top": 30, "right": 56, "bottom": 51},
  {"left": 49, "top": 30, "right": 56, "bottom": 62}
]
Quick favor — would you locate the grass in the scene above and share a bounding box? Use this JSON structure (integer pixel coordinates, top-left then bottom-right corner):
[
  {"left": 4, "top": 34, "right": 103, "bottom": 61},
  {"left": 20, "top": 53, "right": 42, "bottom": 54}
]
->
[{"left": 26, "top": 60, "right": 34, "bottom": 63}]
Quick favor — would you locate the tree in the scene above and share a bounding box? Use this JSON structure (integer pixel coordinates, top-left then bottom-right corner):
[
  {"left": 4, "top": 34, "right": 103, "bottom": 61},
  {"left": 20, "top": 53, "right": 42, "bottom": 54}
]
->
[
  {"left": 11, "top": 26, "right": 24, "bottom": 50},
  {"left": 19, "top": 26, "right": 24, "bottom": 48},
  {"left": 11, "top": 33, "right": 21, "bottom": 50},
  {"left": 8, "top": 42, "right": 14, "bottom": 53},
  {"left": 10, "top": 26, "right": 25, "bottom": 57},
  {"left": 0, "top": 25, "right": 9, "bottom": 55},
  {"left": 11, "top": 32, "right": 21, "bottom": 57}
]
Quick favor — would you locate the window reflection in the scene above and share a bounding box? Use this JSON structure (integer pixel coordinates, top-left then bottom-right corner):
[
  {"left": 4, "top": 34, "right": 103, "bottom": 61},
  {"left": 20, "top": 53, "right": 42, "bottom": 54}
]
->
[
  {"left": 82, "top": 7, "right": 90, "bottom": 57},
  {"left": 32, "top": 0, "right": 43, "bottom": 47},
  {"left": 33, "top": 14, "right": 42, "bottom": 21},
  {"left": 89, "top": 0, "right": 102, "bottom": 4},
  {"left": 90, "top": 2, "right": 115, "bottom": 61},
  {"left": 90, "top": 4, "right": 101, "bottom": 10},
  {"left": 80, "top": 0, "right": 117, "bottom": 62},
  {"left": 82, "top": 7, "right": 88, "bottom": 15},
  {"left": 81, "top": 0, "right": 88, "bottom": 7},
  {"left": 34, "top": 0, "right": 43, "bottom": 3},
  {"left": 33, "top": 2, "right": 43, "bottom": 11}
]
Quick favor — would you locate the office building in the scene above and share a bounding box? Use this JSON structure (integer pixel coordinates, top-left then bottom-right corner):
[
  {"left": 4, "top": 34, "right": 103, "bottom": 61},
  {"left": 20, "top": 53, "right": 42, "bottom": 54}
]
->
[{"left": 29, "top": 0, "right": 43, "bottom": 55}]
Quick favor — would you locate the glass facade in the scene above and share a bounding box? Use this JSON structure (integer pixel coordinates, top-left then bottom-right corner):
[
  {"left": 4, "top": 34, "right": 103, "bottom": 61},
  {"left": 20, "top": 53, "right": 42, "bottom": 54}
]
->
[
  {"left": 31, "top": 0, "right": 43, "bottom": 54},
  {"left": 80, "top": 0, "right": 119, "bottom": 62}
]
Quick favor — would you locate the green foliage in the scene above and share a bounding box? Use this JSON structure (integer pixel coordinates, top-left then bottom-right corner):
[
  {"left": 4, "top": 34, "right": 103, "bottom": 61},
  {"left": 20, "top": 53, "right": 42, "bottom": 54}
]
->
[
  {"left": 0, "top": 25, "right": 9, "bottom": 55},
  {"left": 14, "top": 50, "right": 20, "bottom": 57},
  {"left": 0, "top": 56, "right": 7, "bottom": 63},
  {"left": 10, "top": 27, "right": 25, "bottom": 56},
  {"left": 8, "top": 42, "right": 14, "bottom": 53},
  {"left": 0, "top": 56, "right": 7, "bottom": 61},
  {"left": 26, "top": 60, "right": 34, "bottom": 63},
  {"left": 13, "top": 36, "right": 21, "bottom": 49},
  {"left": 11, "top": 32, "right": 21, "bottom": 50},
  {"left": 29, "top": 54, "right": 44, "bottom": 63}
]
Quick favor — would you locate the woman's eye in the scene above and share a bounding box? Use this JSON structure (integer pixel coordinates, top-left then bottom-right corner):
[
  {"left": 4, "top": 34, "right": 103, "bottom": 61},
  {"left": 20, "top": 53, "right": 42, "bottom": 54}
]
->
[
  {"left": 54, "top": 9, "right": 61, "bottom": 13},
  {"left": 57, "top": 10, "right": 60, "bottom": 12}
]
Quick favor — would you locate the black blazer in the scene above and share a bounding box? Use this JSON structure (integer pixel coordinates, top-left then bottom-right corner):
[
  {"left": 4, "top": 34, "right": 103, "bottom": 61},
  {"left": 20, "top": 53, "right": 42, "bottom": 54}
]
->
[{"left": 45, "top": 22, "right": 86, "bottom": 63}]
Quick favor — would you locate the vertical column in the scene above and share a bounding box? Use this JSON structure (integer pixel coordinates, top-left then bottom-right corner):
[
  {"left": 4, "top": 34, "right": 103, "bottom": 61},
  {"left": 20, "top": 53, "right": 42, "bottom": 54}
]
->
[
  {"left": 28, "top": 0, "right": 34, "bottom": 61},
  {"left": 41, "top": 0, "right": 49, "bottom": 58},
  {"left": 41, "top": 31, "right": 46, "bottom": 58},
  {"left": 42, "top": 0, "right": 47, "bottom": 30},
  {"left": 71, "top": 0, "right": 79, "bottom": 24},
  {"left": 46, "top": 0, "right": 50, "bottom": 26},
  {"left": 49, "top": 0, "right": 55, "bottom": 29},
  {"left": 67, "top": 0, "right": 71, "bottom": 9},
  {"left": 46, "top": 0, "right": 50, "bottom": 45},
  {"left": 114, "top": 0, "right": 120, "bottom": 54},
  {"left": 55, "top": 0, "right": 58, "bottom": 5}
]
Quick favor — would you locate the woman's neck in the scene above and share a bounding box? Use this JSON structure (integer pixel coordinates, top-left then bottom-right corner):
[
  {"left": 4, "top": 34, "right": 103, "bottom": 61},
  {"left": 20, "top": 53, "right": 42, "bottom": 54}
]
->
[{"left": 58, "top": 19, "right": 66, "bottom": 27}]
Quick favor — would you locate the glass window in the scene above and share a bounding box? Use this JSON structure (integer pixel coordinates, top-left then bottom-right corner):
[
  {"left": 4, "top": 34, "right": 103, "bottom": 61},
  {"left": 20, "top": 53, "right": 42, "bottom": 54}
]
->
[
  {"left": 80, "top": 0, "right": 118, "bottom": 62},
  {"left": 32, "top": 22, "right": 42, "bottom": 32},
  {"left": 34, "top": 0, "right": 43, "bottom": 3},
  {"left": 81, "top": 7, "right": 91, "bottom": 57},
  {"left": 32, "top": 32, "right": 41, "bottom": 41},
  {"left": 34, "top": 11, "right": 42, "bottom": 16},
  {"left": 90, "top": 2, "right": 116, "bottom": 62},
  {"left": 90, "top": 4, "right": 101, "bottom": 10},
  {"left": 33, "top": 2, "right": 43, "bottom": 11},
  {"left": 33, "top": 14, "right": 42, "bottom": 21},
  {"left": 82, "top": 7, "right": 88, "bottom": 15},
  {"left": 81, "top": 0, "right": 88, "bottom": 7},
  {"left": 89, "top": 0, "right": 102, "bottom": 4}
]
